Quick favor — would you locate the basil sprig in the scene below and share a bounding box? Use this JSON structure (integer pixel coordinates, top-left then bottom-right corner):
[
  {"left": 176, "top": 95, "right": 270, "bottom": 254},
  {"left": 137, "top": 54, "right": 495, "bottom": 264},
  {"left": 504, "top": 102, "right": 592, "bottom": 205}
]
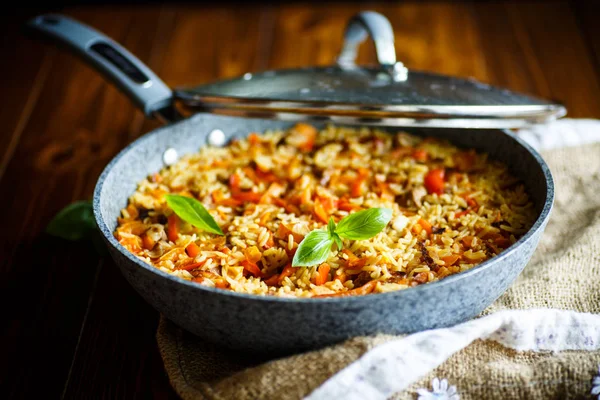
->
[
  {"left": 46, "top": 200, "right": 108, "bottom": 255},
  {"left": 292, "top": 208, "right": 392, "bottom": 267},
  {"left": 47, "top": 201, "right": 97, "bottom": 241},
  {"left": 165, "top": 194, "right": 224, "bottom": 235},
  {"left": 328, "top": 217, "right": 343, "bottom": 251}
]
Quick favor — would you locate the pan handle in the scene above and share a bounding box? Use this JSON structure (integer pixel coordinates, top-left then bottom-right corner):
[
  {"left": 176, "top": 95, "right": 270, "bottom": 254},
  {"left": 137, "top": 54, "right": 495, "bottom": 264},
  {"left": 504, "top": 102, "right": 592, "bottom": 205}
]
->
[
  {"left": 27, "top": 14, "right": 181, "bottom": 122},
  {"left": 336, "top": 11, "right": 408, "bottom": 82}
]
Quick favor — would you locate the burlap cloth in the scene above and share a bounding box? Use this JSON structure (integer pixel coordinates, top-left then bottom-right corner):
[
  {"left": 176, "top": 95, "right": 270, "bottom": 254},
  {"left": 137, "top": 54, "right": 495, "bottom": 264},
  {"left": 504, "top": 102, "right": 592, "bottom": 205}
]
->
[{"left": 157, "top": 142, "right": 600, "bottom": 399}]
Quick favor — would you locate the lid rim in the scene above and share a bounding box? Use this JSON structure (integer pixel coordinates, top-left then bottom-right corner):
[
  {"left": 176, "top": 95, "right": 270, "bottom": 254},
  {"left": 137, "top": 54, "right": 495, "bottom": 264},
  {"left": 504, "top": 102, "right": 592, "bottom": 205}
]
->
[
  {"left": 176, "top": 93, "right": 566, "bottom": 120},
  {"left": 202, "top": 108, "right": 561, "bottom": 129},
  {"left": 174, "top": 66, "right": 567, "bottom": 128}
]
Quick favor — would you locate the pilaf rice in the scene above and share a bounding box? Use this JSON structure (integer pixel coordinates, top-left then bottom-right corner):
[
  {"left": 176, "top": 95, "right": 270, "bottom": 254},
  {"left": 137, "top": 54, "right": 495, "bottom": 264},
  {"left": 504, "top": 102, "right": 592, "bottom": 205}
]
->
[{"left": 115, "top": 123, "right": 535, "bottom": 298}]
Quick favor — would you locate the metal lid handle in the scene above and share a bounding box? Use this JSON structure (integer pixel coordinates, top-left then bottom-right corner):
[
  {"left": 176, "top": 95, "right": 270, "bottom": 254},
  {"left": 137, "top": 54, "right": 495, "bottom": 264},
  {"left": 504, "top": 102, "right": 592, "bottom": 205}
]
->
[{"left": 337, "top": 11, "right": 408, "bottom": 82}]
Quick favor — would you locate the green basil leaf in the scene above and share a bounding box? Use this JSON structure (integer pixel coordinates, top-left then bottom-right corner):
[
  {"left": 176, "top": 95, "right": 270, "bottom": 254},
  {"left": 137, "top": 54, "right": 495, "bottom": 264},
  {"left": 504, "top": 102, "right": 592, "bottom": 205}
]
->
[
  {"left": 335, "top": 208, "right": 392, "bottom": 241},
  {"left": 327, "top": 217, "right": 336, "bottom": 236},
  {"left": 292, "top": 230, "right": 334, "bottom": 267},
  {"left": 165, "top": 194, "right": 224, "bottom": 235},
  {"left": 333, "top": 232, "right": 343, "bottom": 251},
  {"left": 46, "top": 201, "right": 97, "bottom": 241}
]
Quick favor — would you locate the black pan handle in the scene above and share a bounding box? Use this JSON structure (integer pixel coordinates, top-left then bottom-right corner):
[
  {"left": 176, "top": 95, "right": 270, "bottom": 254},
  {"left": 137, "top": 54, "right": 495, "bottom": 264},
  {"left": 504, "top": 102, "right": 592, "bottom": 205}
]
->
[
  {"left": 337, "top": 11, "right": 408, "bottom": 82},
  {"left": 27, "top": 14, "right": 181, "bottom": 123}
]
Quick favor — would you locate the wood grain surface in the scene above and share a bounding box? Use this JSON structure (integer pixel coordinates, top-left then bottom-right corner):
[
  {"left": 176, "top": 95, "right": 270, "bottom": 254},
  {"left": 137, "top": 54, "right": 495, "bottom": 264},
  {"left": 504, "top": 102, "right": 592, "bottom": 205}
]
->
[{"left": 1, "top": 1, "right": 598, "bottom": 398}]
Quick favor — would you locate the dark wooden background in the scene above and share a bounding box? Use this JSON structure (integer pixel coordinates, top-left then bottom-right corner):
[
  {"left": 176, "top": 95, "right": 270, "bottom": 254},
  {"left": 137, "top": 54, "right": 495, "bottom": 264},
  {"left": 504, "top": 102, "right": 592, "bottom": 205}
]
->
[{"left": 1, "top": 1, "right": 599, "bottom": 398}]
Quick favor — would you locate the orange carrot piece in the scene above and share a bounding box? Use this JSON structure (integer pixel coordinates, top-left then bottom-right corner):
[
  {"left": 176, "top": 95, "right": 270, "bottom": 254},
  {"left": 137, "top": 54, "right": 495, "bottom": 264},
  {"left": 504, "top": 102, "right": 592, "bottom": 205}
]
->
[
  {"left": 216, "top": 208, "right": 228, "bottom": 221},
  {"left": 248, "top": 133, "right": 261, "bottom": 146},
  {"left": 167, "top": 214, "right": 179, "bottom": 243},
  {"left": 255, "top": 168, "right": 278, "bottom": 182},
  {"left": 494, "top": 237, "right": 511, "bottom": 248},
  {"left": 264, "top": 233, "right": 275, "bottom": 249},
  {"left": 375, "top": 181, "right": 394, "bottom": 200},
  {"left": 454, "top": 209, "right": 469, "bottom": 218},
  {"left": 442, "top": 254, "right": 460, "bottom": 266},
  {"left": 119, "top": 237, "right": 141, "bottom": 253},
  {"left": 350, "top": 177, "right": 365, "bottom": 197},
  {"left": 229, "top": 173, "right": 241, "bottom": 191},
  {"left": 341, "top": 249, "right": 358, "bottom": 262},
  {"left": 125, "top": 204, "right": 139, "bottom": 220},
  {"left": 418, "top": 219, "right": 433, "bottom": 236},
  {"left": 314, "top": 263, "right": 330, "bottom": 286},
  {"left": 233, "top": 191, "right": 262, "bottom": 203},
  {"left": 264, "top": 274, "right": 280, "bottom": 286},
  {"left": 293, "top": 123, "right": 317, "bottom": 152},
  {"left": 335, "top": 271, "right": 348, "bottom": 284},
  {"left": 241, "top": 260, "right": 262, "bottom": 277},
  {"left": 412, "top": 223, "right": 423, "bottom": 235},
  {"left": 462, "top": 194, "right": 478, "bottom": 208},
  {"left": 259, "top": 212, "right": 271, "bottom": 226},
  {"left": 341, "top": 249, "right": 368, "bottom": 268},
  {"left": 350, "top": 168, "right": 370, "bottom": 197},
  {"left": 285, "top": 247, "right": 298, "bottom": 259},
  {"left": 412, "top": 149, "right": 428, "bottom": 162},
  {"left": 214, "top": 280, "right": 230, "bottom": 289},
  {"left": 243, "top": 166, "right": 259, "bottom": 183},
  {"left": 300, "top": 187, "right": 312, "bottom": 205},
  {"left": 338, "top": 197, "right": 360, "bottom": 212},
  {"left": 219, "top": 246, "right": 231, "bottom": 255},
  {"left": 185, "top": 242, "right": 200, "bottom": 258},
  {"left": 141, "top": 233, "right": 156, "bottom": 250},
  {"left": 424, "top": 168, "right": 445, "bottom": 195},
  {"left": 313, "top": 197, "right": 329, "bottom": 223},
  {"left": 278, "top": 264, "right": 294, "bottom": 284},
  {"left": 276, "top": 222, "right": 304, "bottom": 243},
  {"left": 281, "top": 199, "right": 301, "bottom": 215},
  {"left": 210, "top": 189, "right": 223, "bottom": 204},
  {"left": 211, "top": 189, "right": 238, "bottom": 207},
  {"left": 228, "top": 174, "right": 263, "bottom": 203},
  {"left": 211, "top": 160, "right": 230, "bottom": 168},
  {"left": 244, "top": 246, "right": 262, "bottom": 263},
  {"left": 462, "top": 236, "right": 475, "bottom": 247},
  {"left": 191, "top": 272, "right": 229, "bottom": 288},
  {"left": 259, "top": 183, "right": 285, "bottom": 205},
  {"left": 178, "top": 261, "right": 206, "bottom": 271},
  {"left": 321, "top": 196, "right": 338, "bottom": 214},
  {"left": 151, "top": 172, "right": 162, "bottom": 183}
]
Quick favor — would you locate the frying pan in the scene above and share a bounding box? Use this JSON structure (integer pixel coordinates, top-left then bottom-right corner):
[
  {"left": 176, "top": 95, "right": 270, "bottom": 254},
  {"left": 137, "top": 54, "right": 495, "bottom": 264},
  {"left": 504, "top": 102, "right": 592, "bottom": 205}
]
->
[{"left": 28, "top": 12, "right": 555, "bottom": 353}]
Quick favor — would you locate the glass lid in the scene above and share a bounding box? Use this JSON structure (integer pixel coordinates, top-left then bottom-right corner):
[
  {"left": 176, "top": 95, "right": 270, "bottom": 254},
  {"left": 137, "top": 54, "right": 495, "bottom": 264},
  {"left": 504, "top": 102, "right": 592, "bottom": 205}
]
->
[{"left": 175, "top": 11, "right": 566, "bottom": 129}]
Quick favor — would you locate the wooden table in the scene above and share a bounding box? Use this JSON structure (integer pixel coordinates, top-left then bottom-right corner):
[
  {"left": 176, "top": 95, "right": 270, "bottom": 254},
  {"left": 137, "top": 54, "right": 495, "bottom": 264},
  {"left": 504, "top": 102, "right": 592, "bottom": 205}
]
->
[{"left": 2, "top": 1, "right": 599, "bottom": 398}]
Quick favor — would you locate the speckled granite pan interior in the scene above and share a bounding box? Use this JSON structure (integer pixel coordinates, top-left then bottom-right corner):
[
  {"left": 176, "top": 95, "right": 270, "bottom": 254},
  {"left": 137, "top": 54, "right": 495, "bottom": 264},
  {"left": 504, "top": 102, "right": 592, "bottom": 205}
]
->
[{"left": 93, "top": 114, "right": 553, "bottom": 354}]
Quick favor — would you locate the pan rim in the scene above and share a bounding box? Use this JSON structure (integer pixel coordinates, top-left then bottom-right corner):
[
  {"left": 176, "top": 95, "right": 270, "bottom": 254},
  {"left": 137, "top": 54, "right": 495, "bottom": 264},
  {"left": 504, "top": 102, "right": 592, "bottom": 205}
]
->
[{"left": 93, "top": 116, "right": 554, "bottom": 304}]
